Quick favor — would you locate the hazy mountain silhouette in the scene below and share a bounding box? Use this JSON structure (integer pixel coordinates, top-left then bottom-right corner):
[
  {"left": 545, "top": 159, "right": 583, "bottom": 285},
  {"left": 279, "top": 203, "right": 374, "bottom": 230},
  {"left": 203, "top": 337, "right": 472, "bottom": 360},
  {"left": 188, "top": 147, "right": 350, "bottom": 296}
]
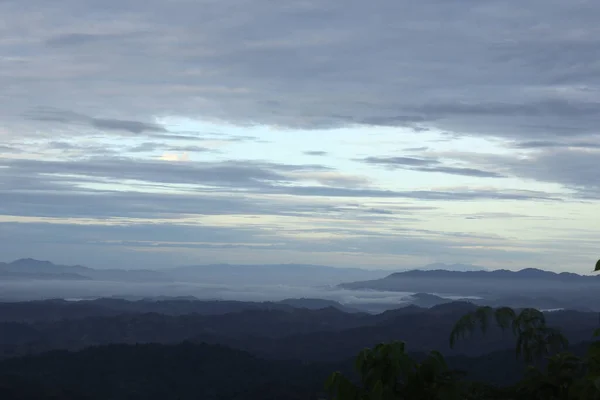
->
[
  {"left": 1, "top": 258, "right": 494, "bottom": 287},
  {"left": 342, "top": 267, "right": 596, "bottom": 285},
  {"left": 0, "top": 258, "right": 515, "bottom": 288},
  {"left": 0, "top": 259, "right": 168, "bottom": 282},
  {"left": 277, "top": 298, "right": 363, "bottom": 313},
  {"left": 338, "top": 267, "right": 600, "bottom": 311},
  {"left": 0, "top": 258, "right": 393, "bottom": 285},
  {"left": 0, "top": 297, "right": 364, "bottom": 323},
  {"left": 166, "top": 263, "right": 390, "bottom": 286},
  {"left": 388, "top": 268, "right": 588, "bottom": 280}
]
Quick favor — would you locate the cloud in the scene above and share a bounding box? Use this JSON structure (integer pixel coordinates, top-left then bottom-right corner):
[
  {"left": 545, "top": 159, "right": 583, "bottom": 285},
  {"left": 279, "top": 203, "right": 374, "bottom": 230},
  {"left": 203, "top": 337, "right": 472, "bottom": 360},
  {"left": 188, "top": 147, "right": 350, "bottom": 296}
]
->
[
  {"left": 129, "top": 142, "right": 163, "bottom": 153},
  {"left": 0, "top": 157, "right": 300, "bottom": 188},
  {"left": 0, "top": 156, "right": 555, "bottom": 203},
  {"left": 276, "top": 186, "right": 558, "bottom": 201},
  {"left": 91, "top": 118, "right": 167, "bottom": 134},
  {"left": 285, "top": 171, "right": 369, "bottom": 188},
  {"left": 1, "top": 0, "right": 599, "bottom": 143},
  {"left": 1, "top": 0, "right": 599, "bottom": 272},
  {"left": 361, "top": 156, "right": 435, "bottom": 167},
  {"left": 513, "top": 140, "right": 600, "bottom": 150},
  {"left": 25, "top": 108, "right": 167, "bottom": 134},
  {"left": 359, "top": 156, "right": 505, "bottom": 178},
  {"left": 363, "top": 208, "right": 394, "bottom": 215},
  {"left": 506, "top": 149, "right": 600, "bottom": 197},
  {"left": 416, "top": 166, "right": 505, "bottom": 178},
  {"left": 43, "top": 141, "right": 120, "bottom": 156},
  {"left": 0, "top": 145, "right": 23, "bottom": 153},
  {"left": 462, "top": 212, "right": 555, "bottom": 220},
  {"left": 44, "top": 32, "right": 142, "bottom": 48},
  {"left": 0, "top": 218, "right": 554, "bottom": 272},
  {"left": 128, "top": 141, "right": 248, "bottom": 154},
  {"left": 159, "top": 152, "right": 190, "bottom": 162},
  {"left": 168, "top": 145, "right": 214, "bottom": 153},
  {"left": 303, "top": 150, "right": 328, "bottom": 156},
  {"left": 430, "top": 147, "right": 600, "bottom": 198}
]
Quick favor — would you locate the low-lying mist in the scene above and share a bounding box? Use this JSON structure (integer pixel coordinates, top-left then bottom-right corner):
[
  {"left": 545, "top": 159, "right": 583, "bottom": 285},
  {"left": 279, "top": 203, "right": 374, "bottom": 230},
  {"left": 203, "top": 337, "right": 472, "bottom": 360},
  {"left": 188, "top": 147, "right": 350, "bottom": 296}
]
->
[{"left": 0, "top": 279, "right": 472, "bottom": 313}]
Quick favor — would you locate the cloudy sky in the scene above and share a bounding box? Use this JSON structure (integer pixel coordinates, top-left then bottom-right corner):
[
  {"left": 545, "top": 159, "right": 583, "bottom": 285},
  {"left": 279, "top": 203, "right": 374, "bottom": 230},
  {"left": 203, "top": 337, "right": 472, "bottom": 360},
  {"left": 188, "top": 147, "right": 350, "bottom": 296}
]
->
[{"left": 1, "top": 0, "right": 599, "bottom": 272}]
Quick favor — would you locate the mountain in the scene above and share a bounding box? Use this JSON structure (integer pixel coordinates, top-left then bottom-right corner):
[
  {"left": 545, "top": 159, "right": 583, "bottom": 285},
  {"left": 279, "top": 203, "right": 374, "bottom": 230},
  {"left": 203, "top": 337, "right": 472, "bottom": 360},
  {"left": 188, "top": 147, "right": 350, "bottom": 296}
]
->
[
  {"left": 0, "top": 297, "right": 369, "bottom": 323},
  {"left": 166, "top": 263, "right": 389, "bottom": 286},
  {"left": 0, "top": 297, "right": 598, "bottom": 399},
  {"left": 277, "top": 298, "right": 363, "bottom": 313},
  {"left": 1, "top": 258, "right": 90, "bottom": 275},
  {"left": 0, "top": 270, "right": 92, "bottom": 281},
  {"left": 0, "top": 298, "right": 597, "bottom": 363},
  {"left": 1, "top": 258, "right": 390, "bottom": 286},
  {"left": 387, "top": 268, "right": 585, "bottom": 280},
  {"left": 0, "top": 259, "right": 169, "bottom": 282},
  {"left": 338, "top": 267, "right": 600, "bottom": 299},
  {"left": 337, "top": 267, "right": 600, "bottom": 311},
  {"left": 404, "top": 293, "right": 455, "bottom": 307}
]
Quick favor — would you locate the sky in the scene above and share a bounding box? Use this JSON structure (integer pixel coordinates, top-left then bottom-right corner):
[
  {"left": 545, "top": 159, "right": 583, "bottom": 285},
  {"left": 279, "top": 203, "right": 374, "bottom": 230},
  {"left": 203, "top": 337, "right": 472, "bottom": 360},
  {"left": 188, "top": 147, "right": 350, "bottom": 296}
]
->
[{"left": 0, "top": 0, "right": 599, "bottom": 273}]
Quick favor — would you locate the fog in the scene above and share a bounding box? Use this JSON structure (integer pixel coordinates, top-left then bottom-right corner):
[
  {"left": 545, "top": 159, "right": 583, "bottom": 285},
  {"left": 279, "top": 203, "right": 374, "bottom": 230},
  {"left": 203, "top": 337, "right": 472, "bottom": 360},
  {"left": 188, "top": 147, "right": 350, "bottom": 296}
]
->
[
  {"left": 3, "top": 259, "right": 597, "bottom": 313},
  {"left": 0, "top": 279, "right": 477, "bottom": 313}
]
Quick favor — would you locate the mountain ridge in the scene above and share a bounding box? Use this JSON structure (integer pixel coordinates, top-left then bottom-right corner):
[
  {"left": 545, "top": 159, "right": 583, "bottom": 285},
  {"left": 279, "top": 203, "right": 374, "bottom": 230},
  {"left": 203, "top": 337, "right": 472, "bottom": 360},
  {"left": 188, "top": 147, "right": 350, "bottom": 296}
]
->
[
  {"left": 0, "top": 258, "right": 168, "bottom": 282},
  {"left": 8, "top": 259, "right": 585, "bottom": 281},
  {"left": 387, "top": 267, "right": 592, "bottom": 280},
  {"left": 338, "top": 267, "right": 600, "bottom": 307}
]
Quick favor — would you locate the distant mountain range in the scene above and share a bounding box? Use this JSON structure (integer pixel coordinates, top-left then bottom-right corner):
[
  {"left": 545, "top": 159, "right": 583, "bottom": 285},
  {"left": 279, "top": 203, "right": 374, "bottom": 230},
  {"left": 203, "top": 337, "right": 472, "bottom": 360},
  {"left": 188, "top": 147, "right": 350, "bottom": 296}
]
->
[
  {"left": 338, "top": 267, "right": 600, "bottom": 311},
  {"left": 342, "top": 267, "right": 594, "bottom": 286},
  {"left": 6, "top": 258, "right": 600, "bottom": 312},
  {"left": 0, "top": 258, "right": 492, "bottom": 286},
  {"left": 0, "top": 258, "right": 168, "bottom": 282},
  {"left": 0, "top": 297, "right": 366, "bottom": 323},
  {"left": 0, "top": 258, "right": 391, "bottom": 285},
  {"left": 395, "top": 267, "right": 591, "bottom": 280},
  {"left": 1, "top": 258, "right": 490, "bottom": 286},
  {"left": 166, "top": 262, "right": 390, "bottom": 285}
]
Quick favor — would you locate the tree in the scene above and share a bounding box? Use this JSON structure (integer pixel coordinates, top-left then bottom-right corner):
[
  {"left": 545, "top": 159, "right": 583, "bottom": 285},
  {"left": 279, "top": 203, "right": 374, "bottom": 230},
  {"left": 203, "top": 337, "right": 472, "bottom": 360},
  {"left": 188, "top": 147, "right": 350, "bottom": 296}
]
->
[
  {"left": 326, "top": 259, "right": 600, "bottom": 399},
  {"left": 325, "top": 342, "right": 463, "bottom": 400},
  {"left": 516, "top": 351, "right": 582, "bottom": 399},
  {"left": 449, "top": 306, "right": 568, "bottom": 364}
]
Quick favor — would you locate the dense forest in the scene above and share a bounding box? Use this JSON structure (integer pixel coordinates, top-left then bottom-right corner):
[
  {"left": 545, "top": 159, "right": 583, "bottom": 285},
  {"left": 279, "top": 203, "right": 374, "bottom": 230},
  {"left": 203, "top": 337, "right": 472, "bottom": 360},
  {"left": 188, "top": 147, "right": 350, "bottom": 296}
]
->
[
  {"left": 0, "top": 260, "right": 599, "bottom": 399},
  {"left": 0, "top": 307, "right": 598, "bottom": 399},
  {"left": 2, "top": 299, "right": 600, "bottom": 361}
]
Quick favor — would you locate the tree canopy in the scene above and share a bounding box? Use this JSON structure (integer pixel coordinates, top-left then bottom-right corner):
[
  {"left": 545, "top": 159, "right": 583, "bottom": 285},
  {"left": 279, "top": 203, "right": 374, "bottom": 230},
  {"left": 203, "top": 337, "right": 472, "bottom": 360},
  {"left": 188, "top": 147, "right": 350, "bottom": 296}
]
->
[{"left": 325, "top": 260, "right": 600, "bottom": 400}]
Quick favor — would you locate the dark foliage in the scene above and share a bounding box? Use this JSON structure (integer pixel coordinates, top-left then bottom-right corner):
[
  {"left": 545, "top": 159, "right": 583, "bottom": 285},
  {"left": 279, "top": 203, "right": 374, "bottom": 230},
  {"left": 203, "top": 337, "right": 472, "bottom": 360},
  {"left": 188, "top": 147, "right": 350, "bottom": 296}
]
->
[
  {"left": 0, "top": 342, "right": 333, "bottom": 400},
  {"left": 0, "top": 300, "right": 597, "bottom": 364}
]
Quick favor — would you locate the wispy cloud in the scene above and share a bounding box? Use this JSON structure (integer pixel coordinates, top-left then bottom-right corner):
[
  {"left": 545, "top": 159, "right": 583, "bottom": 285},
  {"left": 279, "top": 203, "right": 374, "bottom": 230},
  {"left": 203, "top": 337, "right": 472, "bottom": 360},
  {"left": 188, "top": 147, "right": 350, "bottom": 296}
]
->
[
  {"left": 359, "top": 156, "right": 505, "bottom": 178},
  {"left": 303, "top": 151, "right": 328, "bottom": 156}
]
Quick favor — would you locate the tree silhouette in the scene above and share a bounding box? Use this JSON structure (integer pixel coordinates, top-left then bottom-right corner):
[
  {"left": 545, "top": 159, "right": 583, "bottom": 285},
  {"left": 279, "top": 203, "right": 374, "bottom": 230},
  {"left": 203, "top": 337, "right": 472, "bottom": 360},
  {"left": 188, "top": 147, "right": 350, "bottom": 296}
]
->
[
  {"left": 325, "top": 341, "right": 463, "bottom": 400},
  {"left": 325, "top": 261, "right": 600, "bottom": 399},
  {"left": 517, "top": 351, "right": 582, "bottom": 399},
  {"left": 449, "top": 306, "right": 568, "bottom": 364}
]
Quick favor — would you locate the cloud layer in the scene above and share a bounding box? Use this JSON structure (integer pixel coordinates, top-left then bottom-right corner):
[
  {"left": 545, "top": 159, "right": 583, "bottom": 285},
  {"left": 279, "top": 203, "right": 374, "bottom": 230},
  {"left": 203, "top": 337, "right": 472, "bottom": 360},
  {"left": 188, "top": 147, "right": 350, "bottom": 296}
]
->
[
  {"left": 1, "top": 0, "right": 599, "bottom": 272},
  {"left": 3, "top": 0, "right": 600, "bottom": 139}
]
